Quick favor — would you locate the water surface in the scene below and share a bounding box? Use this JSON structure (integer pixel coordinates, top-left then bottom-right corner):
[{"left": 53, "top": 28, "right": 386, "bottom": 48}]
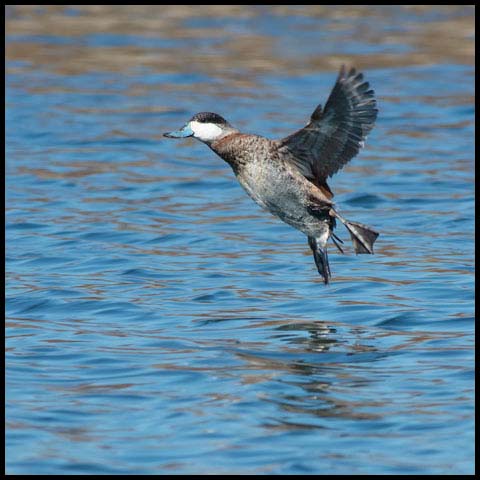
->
[{"left": 6, "top": 5, "right": 475, "bottom": 475}]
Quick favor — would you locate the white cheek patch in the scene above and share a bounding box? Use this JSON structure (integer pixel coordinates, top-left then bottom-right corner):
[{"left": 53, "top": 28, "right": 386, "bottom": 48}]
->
[{"left": 189, "top": 121, "right": 223, "bottom": 142}]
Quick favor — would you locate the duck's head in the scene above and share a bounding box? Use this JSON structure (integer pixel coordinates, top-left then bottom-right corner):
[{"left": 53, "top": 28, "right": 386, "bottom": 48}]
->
[{"left": 164, "top": 112, "right": 237, "bottom": 144}]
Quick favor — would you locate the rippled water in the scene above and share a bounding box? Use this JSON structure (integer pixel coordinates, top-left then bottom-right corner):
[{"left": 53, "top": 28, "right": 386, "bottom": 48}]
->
[{"left": 6, "top": 5, "right": 475, "bottom": 475}]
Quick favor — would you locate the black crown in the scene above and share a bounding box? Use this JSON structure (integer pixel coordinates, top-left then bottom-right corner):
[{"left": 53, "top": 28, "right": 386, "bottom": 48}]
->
[{"left": 190, "top": 112, "right": 229, "bottom": 125}]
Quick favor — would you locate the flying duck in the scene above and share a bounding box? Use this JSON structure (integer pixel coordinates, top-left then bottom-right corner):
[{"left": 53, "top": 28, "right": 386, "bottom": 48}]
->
[{"left": 164, "top": 66, "right": 379, "bottom": 283}]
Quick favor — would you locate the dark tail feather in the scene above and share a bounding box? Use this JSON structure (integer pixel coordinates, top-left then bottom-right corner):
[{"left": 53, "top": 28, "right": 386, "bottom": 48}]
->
[
  {"left": 344, "top": 220, "right": 379, "bottom": 254},
  {"left": 331, "top": 232, "right": 344, "bottom": 254},
  {"left": 308, "top": 236, "right": 331, "bottom": 284}
]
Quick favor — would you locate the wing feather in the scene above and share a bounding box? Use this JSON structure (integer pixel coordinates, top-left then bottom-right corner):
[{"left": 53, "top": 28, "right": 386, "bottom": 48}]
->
[{"left": 277, "top": 66, "right": 378, "bottom": 184}]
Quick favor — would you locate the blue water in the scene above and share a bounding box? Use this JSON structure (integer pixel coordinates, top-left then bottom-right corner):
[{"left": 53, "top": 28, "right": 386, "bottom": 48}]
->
[{"left": 6, "top": 5, "right": 474, "bottom": 475}]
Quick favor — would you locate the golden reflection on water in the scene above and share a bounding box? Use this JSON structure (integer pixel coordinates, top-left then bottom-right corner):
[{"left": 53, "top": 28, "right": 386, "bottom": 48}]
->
[{"left": 6, "top": 5, "right": 474, "bottom": 79}]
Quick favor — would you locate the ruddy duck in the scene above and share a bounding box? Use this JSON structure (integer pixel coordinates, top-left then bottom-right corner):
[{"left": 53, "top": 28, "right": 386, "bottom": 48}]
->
[{"left": 164, "top": 66, "right": 379, "bottom": 283}]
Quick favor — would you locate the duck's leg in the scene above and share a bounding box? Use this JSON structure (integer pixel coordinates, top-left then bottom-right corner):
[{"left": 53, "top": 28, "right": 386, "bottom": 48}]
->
[
  {"left": 331, "top": 210, "right": 379, "bottom": 254},
  {"left": 308, "top": 236, "right": 331, "bottom": 284}
]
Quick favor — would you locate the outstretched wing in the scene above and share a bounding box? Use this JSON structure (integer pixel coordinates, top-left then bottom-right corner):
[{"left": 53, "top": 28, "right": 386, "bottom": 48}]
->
[{"left": 277, "top": 66, "right": 377, "bottom": 186}]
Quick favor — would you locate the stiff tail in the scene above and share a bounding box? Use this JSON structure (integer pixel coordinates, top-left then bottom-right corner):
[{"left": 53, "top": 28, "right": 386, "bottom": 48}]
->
[
  {"left": 308, "top": 236, "right": 331, "bottom": 284},
  {"left": 332, "top": 211, "right": 379, "bottom": 254}
]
